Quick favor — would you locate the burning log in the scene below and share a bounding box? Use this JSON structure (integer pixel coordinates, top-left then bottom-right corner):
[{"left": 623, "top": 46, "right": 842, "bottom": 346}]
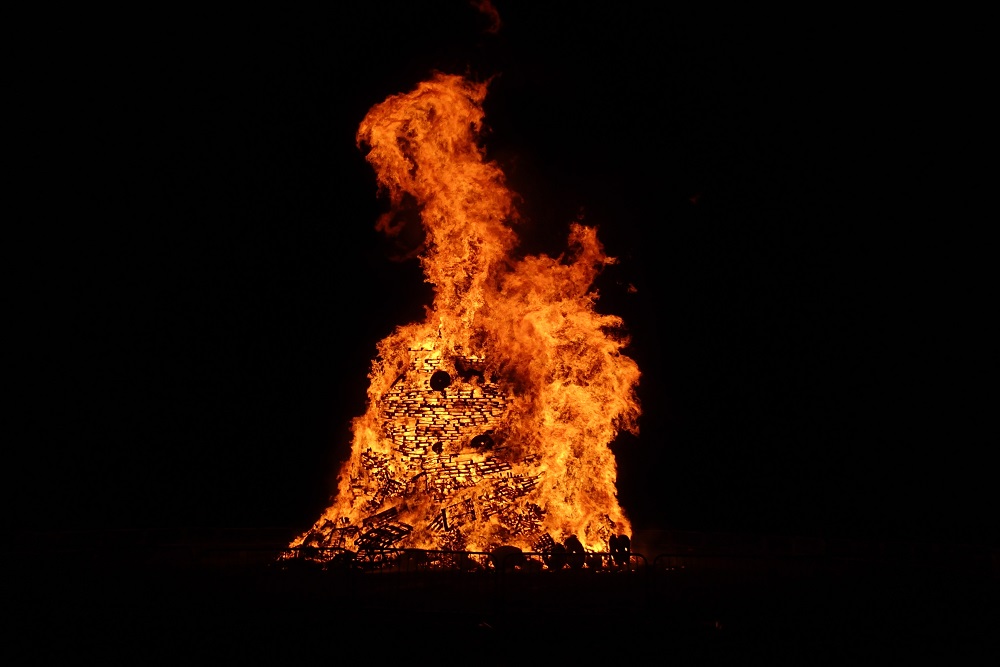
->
[
  {"left": 362, "top": 506, "right": 399, "bottom": 529},
  {"left": 428, "top": 499, "right": 477, "bottom": 532},
  {"left": 356, "top": 523, "right": 413, "bottom": 550}
]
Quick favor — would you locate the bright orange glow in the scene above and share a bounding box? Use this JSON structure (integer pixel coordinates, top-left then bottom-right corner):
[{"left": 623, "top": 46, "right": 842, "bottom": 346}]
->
[{"left": 290, "top": 73, "right": 640, "bottom": 556}]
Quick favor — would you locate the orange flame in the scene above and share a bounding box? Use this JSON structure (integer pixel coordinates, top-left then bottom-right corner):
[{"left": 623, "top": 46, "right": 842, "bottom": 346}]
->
[{"left": 291, "top": 72, "right": 640, "bottom": 555}]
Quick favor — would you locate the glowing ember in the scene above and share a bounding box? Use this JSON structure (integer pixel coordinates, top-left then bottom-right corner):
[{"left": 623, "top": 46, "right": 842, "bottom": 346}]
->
[{"left": 290, "top": 72, "right": 640, "bottom": 556}]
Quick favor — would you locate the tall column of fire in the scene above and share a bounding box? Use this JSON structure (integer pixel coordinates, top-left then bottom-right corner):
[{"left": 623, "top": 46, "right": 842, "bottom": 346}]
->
[{"left": 291, "top": 73, "right": 640, "bottom": 556}]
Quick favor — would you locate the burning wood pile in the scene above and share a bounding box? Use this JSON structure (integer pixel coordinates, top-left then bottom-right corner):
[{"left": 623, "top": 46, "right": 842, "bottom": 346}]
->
[{"left": 287, "top": 73, "right": 640, "bottom": 565}]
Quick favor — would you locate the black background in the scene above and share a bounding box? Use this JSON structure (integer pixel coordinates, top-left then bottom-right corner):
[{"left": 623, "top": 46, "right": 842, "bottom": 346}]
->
[{"left": 14, "top": 4, "right": 994, "bottom": 546}]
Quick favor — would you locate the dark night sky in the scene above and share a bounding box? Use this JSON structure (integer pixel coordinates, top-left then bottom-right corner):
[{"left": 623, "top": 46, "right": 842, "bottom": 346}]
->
[{"left": 14, "top": 5, "right": 994, "bottom": 546}]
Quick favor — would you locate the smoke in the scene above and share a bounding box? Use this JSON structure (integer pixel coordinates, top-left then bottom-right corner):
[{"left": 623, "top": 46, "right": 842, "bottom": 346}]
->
[{"left": 471, "top": 0, "right": 502, "bottom": 34}]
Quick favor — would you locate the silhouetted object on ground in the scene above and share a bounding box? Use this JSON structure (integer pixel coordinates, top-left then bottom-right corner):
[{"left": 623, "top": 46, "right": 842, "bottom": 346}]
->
[
  {"left": 545, "top": 542, "right": 568, "bottom": 570},
  {"left": 399, "top": 549, "right": 428, "bottom": 570},
  {"left": 328, "top": 550, "right": 359, "bottom": 571},
  {"left": 565, "top": 535, "right": 585, "bottom": 569},
  {"left": 490, "top": 545, "right": 524, "bottom": 572},
  {"left": 612, "top": 533, "right": 630, "bottom": 567}
]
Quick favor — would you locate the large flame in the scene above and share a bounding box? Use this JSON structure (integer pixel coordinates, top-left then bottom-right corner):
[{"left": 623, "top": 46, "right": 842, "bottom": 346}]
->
[{"left": 291, "top": 73, "right": 640, "bottom": 555}]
